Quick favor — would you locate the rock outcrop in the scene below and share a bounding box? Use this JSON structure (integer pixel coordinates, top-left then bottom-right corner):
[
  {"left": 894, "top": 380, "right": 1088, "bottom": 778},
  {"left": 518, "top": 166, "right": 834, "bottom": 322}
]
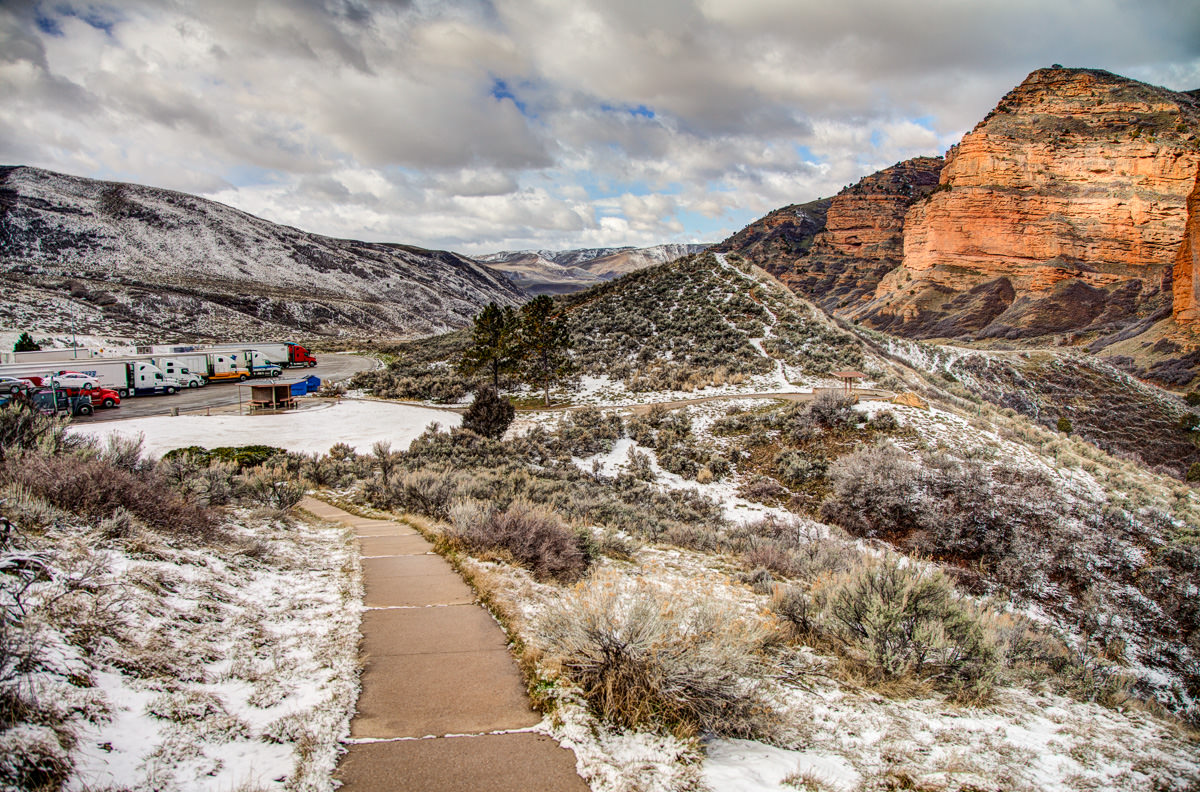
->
[
  {"left": 1172, "top": 170, "right": 1200, "bottom": 327},
  {"left": 781, "top": 157, "right": 943, "bottom": 313},
  {"left": 858, "top": 68, "right": 1200, "bottom": 340},
  {"left": 712, "top": 197, "right": 830, "bottom": 278}
]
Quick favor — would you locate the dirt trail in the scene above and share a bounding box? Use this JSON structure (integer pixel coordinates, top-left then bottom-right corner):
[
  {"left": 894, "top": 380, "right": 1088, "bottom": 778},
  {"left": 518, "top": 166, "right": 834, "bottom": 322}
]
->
[
  {"left": 387, "top": 387, "right": 896, "bottom": 416},
  {"left": 299, "top": 498, "right": 588, "bottom": 792}
]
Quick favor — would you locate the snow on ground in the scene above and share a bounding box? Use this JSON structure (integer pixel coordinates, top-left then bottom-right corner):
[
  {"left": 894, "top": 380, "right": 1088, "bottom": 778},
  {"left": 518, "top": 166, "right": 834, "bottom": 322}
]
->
[
  {"left": 7, "top": 510, "right": 362, "bottom": 792},
  {"left": 570, "top": 434, "right": 792, "bottom": 525},
  {"left": 702, "top": 739, "right": 860, "bottom": 792},
  {"left": 72, "top": 398, "right": 461, "bottom": 457}
]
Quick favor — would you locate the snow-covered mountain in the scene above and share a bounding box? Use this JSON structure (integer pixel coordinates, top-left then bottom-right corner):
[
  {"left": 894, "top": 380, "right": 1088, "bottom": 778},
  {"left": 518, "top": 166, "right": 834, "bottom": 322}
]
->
[
  {"left": 0, "top": 166, "right": 525, "bottom": 340},
  {"left": 477, "top": 243, "right": 709, "bottom": 295}
]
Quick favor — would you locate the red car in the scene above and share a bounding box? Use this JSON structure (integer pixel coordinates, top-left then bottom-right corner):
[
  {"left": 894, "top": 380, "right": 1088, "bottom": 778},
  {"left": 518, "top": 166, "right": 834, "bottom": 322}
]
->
[{"left": 62, "top": 385, "right": 121, "bottom": 408}]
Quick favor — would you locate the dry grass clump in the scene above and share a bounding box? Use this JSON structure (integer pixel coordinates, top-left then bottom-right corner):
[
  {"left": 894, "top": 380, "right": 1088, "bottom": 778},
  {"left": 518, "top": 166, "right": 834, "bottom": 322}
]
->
[
  {"left": 445, "top": 499, "right": 593, "bottom": 582},
  {"left": 538, "top": 569, "right": 773, "bottom": 738}
]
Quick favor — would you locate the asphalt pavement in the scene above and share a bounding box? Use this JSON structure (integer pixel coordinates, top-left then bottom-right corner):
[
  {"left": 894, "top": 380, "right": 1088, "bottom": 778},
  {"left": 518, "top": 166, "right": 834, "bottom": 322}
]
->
[{"left": 73, "top": 352, "right": 379, "bottom": 423}]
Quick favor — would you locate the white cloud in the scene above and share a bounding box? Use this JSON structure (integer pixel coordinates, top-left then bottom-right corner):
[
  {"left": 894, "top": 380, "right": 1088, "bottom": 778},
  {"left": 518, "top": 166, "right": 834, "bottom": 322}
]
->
[{"left": 1, "top": 0, "right": 1197, "bottom": 253}]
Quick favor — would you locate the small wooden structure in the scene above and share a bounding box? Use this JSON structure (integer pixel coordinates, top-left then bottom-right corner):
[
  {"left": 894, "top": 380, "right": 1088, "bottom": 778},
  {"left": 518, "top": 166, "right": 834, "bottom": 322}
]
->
[
  {"left": 240, "top": 379, "right": 306, "bottom": 411},
  {"left": 831, "top": 370, "right": 866, "bottom": 394}
]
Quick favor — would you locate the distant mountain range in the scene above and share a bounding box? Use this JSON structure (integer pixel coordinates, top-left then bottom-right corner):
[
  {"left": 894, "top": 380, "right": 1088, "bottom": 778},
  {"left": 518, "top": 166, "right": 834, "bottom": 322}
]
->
[
  {"left": 0, "top": 166, "right": 524, "bottom": 340},
  {"left": 476, "top": 244, "right": 709, "bottom": 295}
]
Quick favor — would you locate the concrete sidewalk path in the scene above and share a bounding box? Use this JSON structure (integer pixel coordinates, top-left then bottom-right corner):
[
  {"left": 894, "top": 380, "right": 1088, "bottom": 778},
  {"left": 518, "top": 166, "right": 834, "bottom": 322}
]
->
[{"left": 299, "top": 498, "right": 589, "bottom": 792}]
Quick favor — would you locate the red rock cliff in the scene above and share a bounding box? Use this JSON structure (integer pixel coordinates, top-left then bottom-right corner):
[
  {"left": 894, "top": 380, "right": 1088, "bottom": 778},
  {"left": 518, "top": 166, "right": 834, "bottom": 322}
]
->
[
  {"left": 1173, "top": 171, "right": 1200, "bottom": 327},
  {"left": 859, "top": 68, "right": 1200, "bottom": 339}
]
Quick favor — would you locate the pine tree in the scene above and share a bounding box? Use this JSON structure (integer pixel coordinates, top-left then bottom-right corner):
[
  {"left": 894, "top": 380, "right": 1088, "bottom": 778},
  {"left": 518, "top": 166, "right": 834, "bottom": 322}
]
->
[
  {"left": 519, "top": 295, "right": 572, "bottom": 406},
  {"left": 13, "top": 332, "right": 39, "bottom": 353},
  {"left": 459, "top": 302, "right": 519, "bottom": 388}
]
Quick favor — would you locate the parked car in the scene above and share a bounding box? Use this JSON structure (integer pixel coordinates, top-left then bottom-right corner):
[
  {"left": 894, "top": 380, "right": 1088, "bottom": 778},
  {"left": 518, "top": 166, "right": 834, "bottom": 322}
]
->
[
  {"left": 47, "top": 372, "right": 99, "bottom": 389},
  {"left": 30, "top": 388, "right": 93, "bottom": 416},
  {"left": 0, "top": 375, "right": 34, "bottom": 394},
  {"left": 62, "top": 385, "right": 121, "bottom": 408}
]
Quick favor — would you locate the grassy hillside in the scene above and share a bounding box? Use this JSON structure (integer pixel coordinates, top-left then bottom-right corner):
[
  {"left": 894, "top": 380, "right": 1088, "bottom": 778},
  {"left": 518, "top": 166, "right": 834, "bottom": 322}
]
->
[{"left": 353, "top": 251, "right": 868, "bottom": 401}]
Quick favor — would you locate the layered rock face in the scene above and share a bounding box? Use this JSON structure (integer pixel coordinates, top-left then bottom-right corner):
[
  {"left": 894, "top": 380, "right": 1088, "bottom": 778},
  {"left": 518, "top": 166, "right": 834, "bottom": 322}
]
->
[
  {"left": 858, "top": 68, "right": 1200, "bottom": 339},
  {"left": 1172, "top": 171, "right": 1200, "bottom": 327},
  {"left": 782, "top": 157, "right": 942, "bottom": 312}
]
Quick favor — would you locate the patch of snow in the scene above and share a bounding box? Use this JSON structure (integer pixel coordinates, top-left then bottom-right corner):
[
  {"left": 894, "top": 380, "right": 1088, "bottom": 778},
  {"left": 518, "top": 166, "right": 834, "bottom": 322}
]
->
[
  {"left": 71, "top": 399, "right": 461, "bottom": 456},
  {"left": 702, "top": 738, "right": 860, "bottom": 792}
]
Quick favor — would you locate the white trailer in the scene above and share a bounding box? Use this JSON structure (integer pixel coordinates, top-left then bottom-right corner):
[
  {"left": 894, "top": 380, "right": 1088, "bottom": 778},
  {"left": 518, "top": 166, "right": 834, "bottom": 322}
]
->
[
  {"left": 0, "top": 359, "right": 172, "bottom": 397},
  {"left": 2, "top": 348, "right": 97, "bottom": 364}
]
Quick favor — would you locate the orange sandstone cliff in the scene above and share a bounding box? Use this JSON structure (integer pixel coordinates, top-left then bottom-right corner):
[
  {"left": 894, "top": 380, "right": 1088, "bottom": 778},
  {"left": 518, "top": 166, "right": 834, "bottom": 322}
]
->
[
  {"left": 1173, "top": 170, "right": 1200, "bottom": 327},
  {"left": 717, "top": 157, "right": 942, "bottom": 310},
  {"left": 857, "top": 68, "right": 1200, "bottom": 339}
]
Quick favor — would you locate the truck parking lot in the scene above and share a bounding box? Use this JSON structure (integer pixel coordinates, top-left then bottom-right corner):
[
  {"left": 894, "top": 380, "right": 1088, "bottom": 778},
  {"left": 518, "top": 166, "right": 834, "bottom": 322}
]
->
[{"left": 72, "top": 353, "right": 378, "bottom": 423}]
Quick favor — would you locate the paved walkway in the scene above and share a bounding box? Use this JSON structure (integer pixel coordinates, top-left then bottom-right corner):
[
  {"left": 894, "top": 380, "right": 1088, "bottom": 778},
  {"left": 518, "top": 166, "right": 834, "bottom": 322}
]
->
[{"left": 299, "top": 498, "right": 589, "bottom": 792}]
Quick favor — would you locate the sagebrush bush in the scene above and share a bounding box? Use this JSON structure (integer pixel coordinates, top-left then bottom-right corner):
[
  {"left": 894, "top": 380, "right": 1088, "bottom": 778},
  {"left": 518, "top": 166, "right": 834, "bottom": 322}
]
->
[
  {"left": 369, "top": 467, "right": 457, "bottom": 519},
  {"left": 819, "top": 441, "right": 918, "bottom": 537},
  {"left": 538, "top": 569, "right": 772, "bottom": 736},
  {"left": 5, "top": 451, "right": 218, "bottom": 539},
  {"left": 445, "top": 498, "right": 590, "bottom": 581},
  {"left": 0, "top": 401, "right": 71, "bottom": 462},
  {"left": 242, "top": 465, "right": 307, "bottom": 510},
  {"left": 808, "top": 391, "right": 857, "bottom": 429},
  {"left": 809, "top": 556, "right": 1003, "bottom": 700}
]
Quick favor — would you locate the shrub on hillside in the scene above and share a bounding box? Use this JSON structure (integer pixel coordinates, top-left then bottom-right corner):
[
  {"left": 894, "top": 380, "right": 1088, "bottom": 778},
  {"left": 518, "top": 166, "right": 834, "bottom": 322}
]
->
[
  {"left": 368, "top": 467, "right": 456, "bottom": 519},
  {"left": 0, "top": 401, "right": 71, "bottom": 462},
  {"left": 806, "top": 556, "right": 1003, "bottom": 699},
  {"left": 538, "top": 569, "right": 771, "bottom": 737},
  {"left": 819, "top": 441, "right": 918, "bottom": 537},
  {"left": 6, "top": 452, "right": 218, "bottom": 539},
  {"left": 241, "top": 465, "right": 307, "bottom": 510},
  {"left": 446, "top": 498, "right": 591, "bottom": 581},
  {"left": 461, "top": 386, "right": 515, "bottom": 439},
  {"left": 809, "top": 391, "right": 857, "bottom": 429}
]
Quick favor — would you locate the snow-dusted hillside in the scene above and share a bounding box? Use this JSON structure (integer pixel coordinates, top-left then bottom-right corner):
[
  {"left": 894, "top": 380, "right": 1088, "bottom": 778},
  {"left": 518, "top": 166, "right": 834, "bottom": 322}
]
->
[
  {"left": 0, "top": 166, "right": 524, "bottom": 339},
  {"left": 477, "top": 243, "right": 708, "bottom": 295}
]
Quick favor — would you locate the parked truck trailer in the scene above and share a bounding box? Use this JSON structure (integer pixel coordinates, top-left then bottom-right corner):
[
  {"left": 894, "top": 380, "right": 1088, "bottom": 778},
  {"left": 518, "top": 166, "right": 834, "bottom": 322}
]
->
[
  {"left": 140, "top": 341, "right": 316, "bottom": 368},
  {"left": 0, "top": 360, "right": 171, "bottom": 398}
]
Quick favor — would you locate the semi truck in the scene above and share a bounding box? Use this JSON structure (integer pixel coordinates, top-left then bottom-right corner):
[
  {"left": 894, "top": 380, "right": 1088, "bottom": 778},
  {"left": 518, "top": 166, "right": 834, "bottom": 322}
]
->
[
  {"left": 147, "top": 350, "right": 281, "bottom": 383},
  {"left": 140, "top": 341, "right": 316, "bottom": 368},
  {"left": 0, "top": 360, "right": 173, "bottom": 398}
]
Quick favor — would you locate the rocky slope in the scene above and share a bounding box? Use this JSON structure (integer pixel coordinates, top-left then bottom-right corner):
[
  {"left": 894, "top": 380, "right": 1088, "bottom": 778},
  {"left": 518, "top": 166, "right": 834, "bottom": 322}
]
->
[
  {"left": 0, "top": 166, "right": 525, "bottom": 340},
  {"left": 478, "top": 243, "right": 707, "bottom": 295},
  {"left": 710, "top": 197, "right": 830, "bottom": 278},
  {"left": 716, "top": 159, "right": 942, "bottom": 307},
  {"left": 787, "top": 158, "right": 944, "bottom": 313},
  {"left": 862, "top": 68, "right": 1200, "bottom": 341}
]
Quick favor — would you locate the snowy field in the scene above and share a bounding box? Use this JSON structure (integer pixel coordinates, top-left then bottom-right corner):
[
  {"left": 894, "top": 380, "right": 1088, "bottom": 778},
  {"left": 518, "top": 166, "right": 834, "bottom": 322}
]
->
[{"left": 73, "top": 399, "right": 461, "bottom": 457}]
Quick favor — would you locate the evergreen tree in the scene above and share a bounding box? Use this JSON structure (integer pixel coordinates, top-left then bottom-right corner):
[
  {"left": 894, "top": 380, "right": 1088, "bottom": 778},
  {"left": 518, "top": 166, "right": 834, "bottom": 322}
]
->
[
  {"left": 518, "top": 295, "right": 572, "bottom": 406},
  {"left": 13, "top": 332, "right": 39, "bottom": 353},
  {"left": 462, "top": 385, "right": 515, "bottom": 438},
  {"left": 459, "top": 302, "right": 519, "bottom": 388}
]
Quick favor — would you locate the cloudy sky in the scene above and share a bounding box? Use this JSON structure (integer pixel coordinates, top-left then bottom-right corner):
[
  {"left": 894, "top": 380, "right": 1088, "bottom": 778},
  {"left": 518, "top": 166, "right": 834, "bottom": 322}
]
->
[{"left": 2, "top": 0, "right": 1198, "bottom": 255}]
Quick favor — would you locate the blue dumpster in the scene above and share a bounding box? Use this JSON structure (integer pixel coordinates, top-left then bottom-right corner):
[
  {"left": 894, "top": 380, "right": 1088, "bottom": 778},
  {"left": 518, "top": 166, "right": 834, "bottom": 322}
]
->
[
  {"left": 289, "top": 380, "right": 308, "bottom": 398},
  {"left": 304, "top": 375, "right": 321, "bottom": 393}
]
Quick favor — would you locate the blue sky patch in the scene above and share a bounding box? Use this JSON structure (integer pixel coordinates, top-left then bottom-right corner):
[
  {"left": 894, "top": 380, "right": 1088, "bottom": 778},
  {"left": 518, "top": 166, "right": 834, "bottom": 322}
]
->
[
  {"left": 489, "top": 78, "right": 533, "bottom": 118},
  {"left": 599, "top": 102, "right": 656, "bottom": 119}
]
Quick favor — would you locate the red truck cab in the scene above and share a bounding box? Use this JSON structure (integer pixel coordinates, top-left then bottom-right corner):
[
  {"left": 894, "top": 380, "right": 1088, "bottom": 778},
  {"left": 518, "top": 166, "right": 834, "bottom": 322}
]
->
[
  {"left": 62, "top": 385, "right": 121, "bottom": 408},
  {"left": 287, "top": 342, "right": 318, "bottom": 367}
]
